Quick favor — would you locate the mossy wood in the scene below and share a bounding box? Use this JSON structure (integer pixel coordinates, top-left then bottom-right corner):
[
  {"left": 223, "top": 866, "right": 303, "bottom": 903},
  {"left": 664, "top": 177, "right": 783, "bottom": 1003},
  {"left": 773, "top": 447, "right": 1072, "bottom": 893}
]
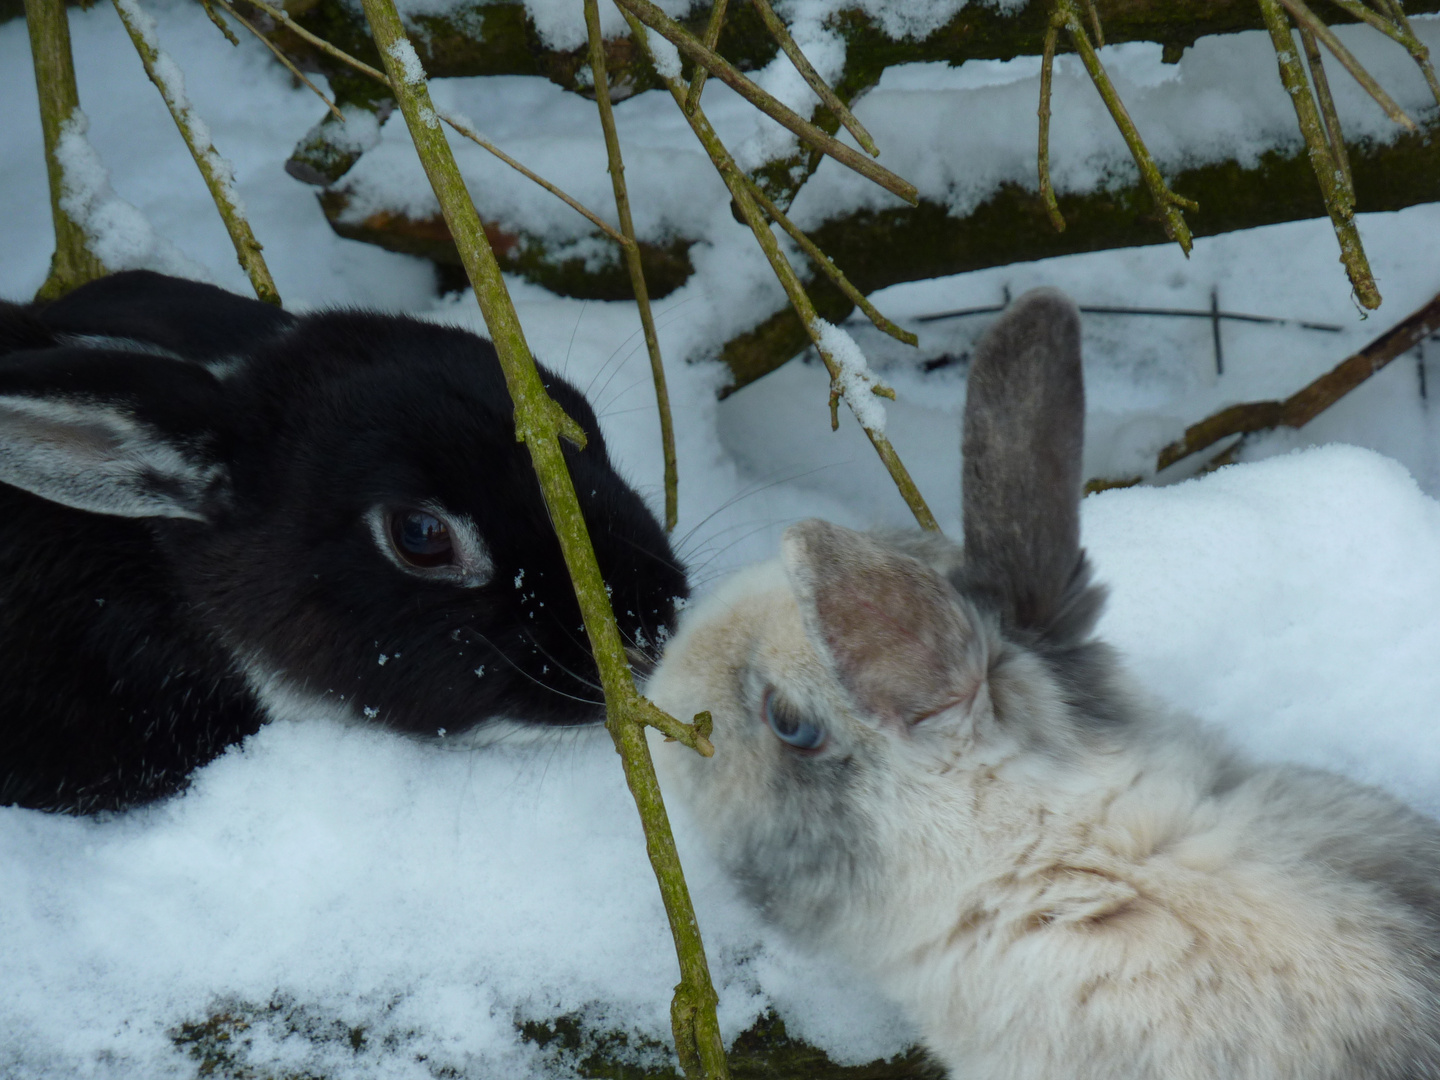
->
[
  {"left": 355, "top": 1, "right": 727, "bottom": 1076},
  {"left": 24, "top": 0, "right": 106, "bottom": 301},
  {"left": 720, "top": 115, "right": 1440, "bottom": 393},
  {"left": 170, "top": 1001, "right": 943, "bottom": 1080}
]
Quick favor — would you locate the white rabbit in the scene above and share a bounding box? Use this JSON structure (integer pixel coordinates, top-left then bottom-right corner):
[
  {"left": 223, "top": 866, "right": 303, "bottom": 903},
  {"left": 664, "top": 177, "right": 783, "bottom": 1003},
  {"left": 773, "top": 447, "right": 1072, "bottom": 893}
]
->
[{"left": 646, "top": 289, "right": 1440, "bottom": 1080}]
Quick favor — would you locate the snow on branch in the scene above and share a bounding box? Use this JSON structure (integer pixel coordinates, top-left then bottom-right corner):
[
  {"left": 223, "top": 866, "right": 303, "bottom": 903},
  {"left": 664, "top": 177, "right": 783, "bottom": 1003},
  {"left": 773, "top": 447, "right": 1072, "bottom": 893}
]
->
[{"left": 113, "top": 0, "right": 280, "bottom": 304}]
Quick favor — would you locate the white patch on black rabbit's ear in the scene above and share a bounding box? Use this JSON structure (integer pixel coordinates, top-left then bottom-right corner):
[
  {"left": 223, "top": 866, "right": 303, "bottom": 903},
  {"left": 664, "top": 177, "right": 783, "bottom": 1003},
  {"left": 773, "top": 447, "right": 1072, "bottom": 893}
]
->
[
  {"left": 0, "top": 394, "right": 225, "bottom": 521},
  {"left": 782, "top": 519, "right": 988, "bottom": 731}
]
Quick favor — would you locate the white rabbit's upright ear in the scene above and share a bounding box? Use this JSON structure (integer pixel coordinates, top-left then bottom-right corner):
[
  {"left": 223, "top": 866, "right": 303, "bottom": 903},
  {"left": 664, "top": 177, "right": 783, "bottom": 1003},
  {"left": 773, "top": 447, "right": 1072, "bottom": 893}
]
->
[
  {"left": 783, "top": 520, "right": 987, "bottom": 729},
  {"left": 962, "top": 289, "right": 1087, "bottom": 637},
  {"left": 0, "top": 352, "right": 230, "bottom": 521}
]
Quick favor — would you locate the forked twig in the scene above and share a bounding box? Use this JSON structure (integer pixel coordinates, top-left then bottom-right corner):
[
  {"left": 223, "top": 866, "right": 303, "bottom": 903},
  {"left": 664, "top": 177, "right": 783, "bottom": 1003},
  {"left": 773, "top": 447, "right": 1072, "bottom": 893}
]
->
[
  {"left": 1256, "top": 0, "right": 1380, "bottom": 308},
  {"left": 1037, "top": 13, "right": 1066, "bottom": 232},
  {"left": 1276, "top": 0, "right": 1417, "bottom": 129},
  {"left": 611, "top": 0, "right": 918, "bottom": 204},
  {"left": 684, "top": 0, "right": 727, "bottom": 112},
  {"left": 210, "top": 0, "right": 343, "bottom": 122},
  {"left": 1053, "top": 0, "right": 1197, "bottom": 255},
  {"left": 744, "top": 180, "right": 917, "bottom": 346},
  {"left": 621, "top": 6, "right": 938, "bottom": 531},
  {"left": 748, "top": 0, "right": 880, "bottom": 157}
]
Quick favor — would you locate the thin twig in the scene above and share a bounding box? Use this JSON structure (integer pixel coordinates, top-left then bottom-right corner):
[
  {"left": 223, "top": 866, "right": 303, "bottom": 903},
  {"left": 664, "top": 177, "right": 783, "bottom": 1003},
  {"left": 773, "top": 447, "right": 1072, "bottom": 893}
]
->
[
  {"left": 226, "top": 0, "right": 628, "bottom": 246},
  {"left": 1154, "top": 290, "right": 1440, "bottom": 471},
  {"left": 745, "top": 179, "right": 917, "bottom": 346},
  {"left": 198, "top": 0, "right": 239, "bottom": 46},
  {"left": 113, "top": 0, "right": 280, "bottom": 304},
  {"left": 1256, "top": 0, "right": 1380, "bottom": 308},
  {"left": 1318, "top": 0, "right": 1440, "bottom": 106},
  {"left": 612, "top": 0, "right": 918, "bottom": 205},
  {"left": 748, "top": 0, "right": 880, "bottom": 156},
  {"left": 1081, "top": 0, "right": 1104, "bottom": 46},
  {"left": 1037, "top": 14, "right": 1066, "bottom": 232},
  {"left": 684, "top": 0, "right": 728, "bottom": 113},
  {"left": 211, "top": 0, "right": 342, "bottom": 122},
  {"left": 1276, "top": 0, "right": 1416, "bottom": 129},
  {"left": 1055, "top": 0, "right": 1197, "bottom": 255},
  {"left": 1374, "top": 0, "right": 1440, "bottom": 106},
  {"left": 354, "top": 7, "right": 727, "bottom": 1079},
  {"left": 1299, "top": 24, "right": 1354, "bottom": 203},
  {"left": 584, "top": 0, "right": 679, "bottom": 532},
  {"left": 623, "top": 6, "right": 938, "bottom": 531}
]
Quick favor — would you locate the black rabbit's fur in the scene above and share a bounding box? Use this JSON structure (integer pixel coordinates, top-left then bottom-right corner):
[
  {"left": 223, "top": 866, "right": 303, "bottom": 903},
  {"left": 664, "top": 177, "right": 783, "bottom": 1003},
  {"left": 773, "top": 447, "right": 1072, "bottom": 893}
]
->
[{"left": 0, "top": 272, "right": 686, "bottom": 813}]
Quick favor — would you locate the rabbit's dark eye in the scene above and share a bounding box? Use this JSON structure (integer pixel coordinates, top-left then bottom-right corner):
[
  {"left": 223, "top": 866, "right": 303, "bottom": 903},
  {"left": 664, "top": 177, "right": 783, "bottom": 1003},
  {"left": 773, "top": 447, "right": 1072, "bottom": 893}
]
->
[
  {"left": 388, "top": 509, "right": 456, "bottom": 568},
  {"left": 762, "top": 687, "right": 826, "bottom": 752}
]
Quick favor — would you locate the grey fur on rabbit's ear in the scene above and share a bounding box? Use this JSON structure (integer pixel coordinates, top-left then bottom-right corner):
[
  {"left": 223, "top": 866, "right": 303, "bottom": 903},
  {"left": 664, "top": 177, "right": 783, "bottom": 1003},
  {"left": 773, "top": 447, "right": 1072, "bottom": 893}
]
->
[
  {"left": 961, "top": 288, "right": 1100, "bottom": 642},
  {"left": 646, "top": 288, "right": 1440, "bottom": 1080},
  {"left": 0, "top": 272, "right": 687, "bottom": 814}
]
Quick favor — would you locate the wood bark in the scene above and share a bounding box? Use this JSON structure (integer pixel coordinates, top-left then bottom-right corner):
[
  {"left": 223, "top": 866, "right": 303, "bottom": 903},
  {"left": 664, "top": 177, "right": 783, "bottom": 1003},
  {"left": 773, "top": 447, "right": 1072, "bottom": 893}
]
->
[{"left": 24, "top": 0, "right": 106, "bottom": 301}]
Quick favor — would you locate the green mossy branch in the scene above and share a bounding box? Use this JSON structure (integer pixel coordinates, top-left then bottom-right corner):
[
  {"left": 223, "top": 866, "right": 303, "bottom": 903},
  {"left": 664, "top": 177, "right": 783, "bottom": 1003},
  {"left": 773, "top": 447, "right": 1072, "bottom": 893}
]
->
[
  {"left": 1256, "top": 0, "right": 1381, "bottom": 308},
  {"left": 114, "top": 0, "right": 280, "bottom": 304},
  {"left": 622, "top": 6, "right": 938, "bottom": 533},
  {"left": 610, "top": 0, "right": 918, "bottom": 205},
  {"left": 1054, "top": 0, "right": 1197, "bottom": 256},
  {"left": 719, "top": 113, "right": 1440, "bottom": 391},
  {"left": 24, "top": 0, "right": 107, "bottom": 301},
  {"left": 354, "top": 5, "right": 726, "bottom": 1078}
]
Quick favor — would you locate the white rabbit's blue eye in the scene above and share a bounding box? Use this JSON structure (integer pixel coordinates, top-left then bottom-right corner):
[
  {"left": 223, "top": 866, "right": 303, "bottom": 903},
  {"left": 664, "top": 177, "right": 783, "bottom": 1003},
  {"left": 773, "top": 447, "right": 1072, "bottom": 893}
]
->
[
  {"left": 762, "top": 687, "right": 826, "bottom": 752},
  {"left": 388, "top": 508, "right": 457, "bottom": 569}
]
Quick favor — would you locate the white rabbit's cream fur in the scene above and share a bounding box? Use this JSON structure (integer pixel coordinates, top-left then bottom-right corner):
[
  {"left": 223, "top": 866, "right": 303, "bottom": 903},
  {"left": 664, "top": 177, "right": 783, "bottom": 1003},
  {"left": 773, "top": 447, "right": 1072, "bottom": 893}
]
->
[
  {"left": 645, "top": 290, "right": 1440, "bottom": 1079},
  {"left": 649, "top": 557, "right": 1440, "bottom": 1079}
]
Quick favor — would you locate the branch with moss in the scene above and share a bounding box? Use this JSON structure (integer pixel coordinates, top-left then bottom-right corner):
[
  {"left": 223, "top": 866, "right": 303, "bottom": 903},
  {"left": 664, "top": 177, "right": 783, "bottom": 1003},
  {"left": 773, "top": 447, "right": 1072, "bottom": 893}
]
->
[
  {"left": 1052, "top": 0, "right": 1198, "bottom": 255},
  {"left": 610, "top": 0, "right": 918, "bottom": 205},
  {"left": 24, "top": 0, "right": 107, "bottom": 301},
  {"left": 584, "top": 0, "right": 679, "bottom": 533},
  {"left": 220, "top": 0, "right": 628, "bottom": 247},
  {"left": 1152, "top": 288, "right": 1440, "bottom": 472},
  {"left": 113, "top": 0, "right": 280, "bottom": 305},
  {"left": 622, "top": 6, "right": 938, "bottom": 532},
  {"left": 717, "top": 112, "right": 1440, "bottom": 392},
  {"left": 354, "top": 4, "right": 726, "bottom": 1078},
  {"left": 1255, "top": 0, "right": 1380, "bottom": 308},
  {"left": 747, "top": 0, "right": 879, "bottom": 156}
]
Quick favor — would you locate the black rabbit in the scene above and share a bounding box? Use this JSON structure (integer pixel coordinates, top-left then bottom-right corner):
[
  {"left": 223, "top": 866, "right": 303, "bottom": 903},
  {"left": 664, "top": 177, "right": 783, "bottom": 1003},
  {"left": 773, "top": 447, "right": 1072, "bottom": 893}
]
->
[{"left": 0, "top": 271, "right": 687, "bottom": 813}]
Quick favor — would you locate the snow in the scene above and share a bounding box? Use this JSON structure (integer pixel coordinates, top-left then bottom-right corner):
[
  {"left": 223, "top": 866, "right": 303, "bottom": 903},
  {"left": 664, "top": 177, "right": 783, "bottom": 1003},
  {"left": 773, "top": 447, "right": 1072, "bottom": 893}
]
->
[
  {"left": 810, "top": 316, "right": 888, "bottom": 432},
  {"left": 2, "top": 0, "right": 1440, "bottom": 1075},
  {"left": 645, "top": 25, "right": 683, "bottom": 82},
  {"left": 54, "top": 111, "right": 210, "bottom": 279}
]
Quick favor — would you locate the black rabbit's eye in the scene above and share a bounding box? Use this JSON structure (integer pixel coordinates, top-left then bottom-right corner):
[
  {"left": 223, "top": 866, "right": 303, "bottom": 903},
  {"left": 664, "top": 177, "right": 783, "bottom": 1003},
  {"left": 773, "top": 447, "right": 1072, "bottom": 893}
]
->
[
  {"left": 388, "top": 509, "right": 456, "bottom": 568},
  {"left": 762, "top": 687, "right": 826, "bottom": 752}
]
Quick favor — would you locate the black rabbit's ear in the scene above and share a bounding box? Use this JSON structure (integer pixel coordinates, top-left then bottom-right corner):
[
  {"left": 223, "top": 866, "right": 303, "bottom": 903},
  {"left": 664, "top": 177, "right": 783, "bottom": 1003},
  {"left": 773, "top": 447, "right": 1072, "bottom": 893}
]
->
[
  {"left": 0, "top": 349, "right": 231, "bottom": 521},
  {"left": 37, "top": 270, "right": 294, "bottom": 362},
  {"left": 783, "top": 519, "right": 988, "bottom": 731},
  {"left": 962, "top": 289, "right": 1087, "bottom": 637}
]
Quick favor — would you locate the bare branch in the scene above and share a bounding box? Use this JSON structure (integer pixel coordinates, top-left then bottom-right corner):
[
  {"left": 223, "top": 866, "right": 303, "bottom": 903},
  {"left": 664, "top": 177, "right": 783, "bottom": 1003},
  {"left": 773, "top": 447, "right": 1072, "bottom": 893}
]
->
[
  {"left": 584, "top": 0, "right": 680, "bottom": 531},
  {"left": 611, "top": 0, "right": 919, "bottom": 205}
]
